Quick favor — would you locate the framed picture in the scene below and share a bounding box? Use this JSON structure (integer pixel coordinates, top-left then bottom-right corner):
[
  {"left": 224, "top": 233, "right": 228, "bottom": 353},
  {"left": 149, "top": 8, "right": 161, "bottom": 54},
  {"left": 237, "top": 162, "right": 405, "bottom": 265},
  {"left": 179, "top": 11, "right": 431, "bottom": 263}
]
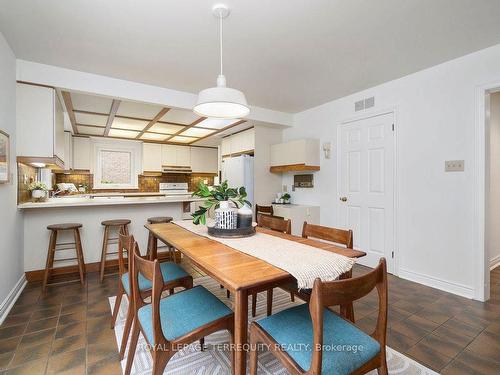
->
[{"left": 0, "top": 130, "right": 10, "bottom": 183}]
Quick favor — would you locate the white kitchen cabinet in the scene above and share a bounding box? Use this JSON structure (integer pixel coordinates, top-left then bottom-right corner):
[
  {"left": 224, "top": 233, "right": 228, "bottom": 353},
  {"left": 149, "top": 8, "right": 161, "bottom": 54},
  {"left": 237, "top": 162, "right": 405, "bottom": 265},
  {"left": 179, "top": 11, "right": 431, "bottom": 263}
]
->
[
  {"left": 270, "top": 139, "right": 320, "bottom": 167},
  {"left": 143, "top": 143, "right": 162, "bottom": 171},
  {"left": 176, "top": 145, "right": 191, "bottom": 166},
  {"left": 16, "top": 83, "right": 65, "bottom": 163},
  {"left": 221, "top": 138, "right": 231, "bottom": 156},
  {"left": 73, "top": 137, "right": 91, "bottom": 170},
  {"left": 190, "top": 147, "right": 218, "bottom": 173},
  {"left": 161, "top": 145, "right": 191, "bottom": 166},
  {"left": 221, "top": 128, "right": 255, "bottom": 156},
  {"left": 64, "top": 132, "right": 73, "bottom": 170},
  {"left": 272, "top": 204, "right": 320, "bottom": 236}
]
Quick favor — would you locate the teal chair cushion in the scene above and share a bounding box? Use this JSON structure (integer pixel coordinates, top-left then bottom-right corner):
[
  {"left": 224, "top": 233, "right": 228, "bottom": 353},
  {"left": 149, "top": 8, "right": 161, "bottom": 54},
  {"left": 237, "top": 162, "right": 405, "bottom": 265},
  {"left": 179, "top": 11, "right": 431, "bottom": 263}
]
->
[
  {"left": 121, "top": 262, "right": 189, "bottom": 295},
  {"left": 256, "top": 304, "right": 380, "bottom": 375},
  {"left": 138, "top": 285, "right": 233, "bottom": 343}
]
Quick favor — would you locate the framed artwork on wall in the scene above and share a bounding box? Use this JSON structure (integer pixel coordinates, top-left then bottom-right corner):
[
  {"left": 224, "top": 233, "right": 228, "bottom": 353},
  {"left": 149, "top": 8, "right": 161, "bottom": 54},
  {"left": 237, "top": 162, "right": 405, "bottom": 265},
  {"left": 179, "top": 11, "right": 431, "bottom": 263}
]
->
[{"left": 0, "top": 130, "right": 10, "bottom": 183}]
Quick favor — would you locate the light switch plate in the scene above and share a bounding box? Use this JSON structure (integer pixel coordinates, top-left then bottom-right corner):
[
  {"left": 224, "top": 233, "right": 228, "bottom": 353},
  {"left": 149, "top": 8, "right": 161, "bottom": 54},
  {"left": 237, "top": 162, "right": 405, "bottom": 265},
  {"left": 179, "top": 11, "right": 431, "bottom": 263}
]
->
[{"left": 445, "top": 160, "right": 465, "bottom": 172}]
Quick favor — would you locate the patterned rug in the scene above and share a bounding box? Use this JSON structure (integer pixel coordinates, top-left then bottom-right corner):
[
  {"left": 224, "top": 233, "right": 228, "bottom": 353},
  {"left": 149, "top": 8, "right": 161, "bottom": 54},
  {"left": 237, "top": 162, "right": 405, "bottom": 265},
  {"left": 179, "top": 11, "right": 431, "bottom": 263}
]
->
[{"left": 109, "top": 276, "right": 437, "bottom": 374}]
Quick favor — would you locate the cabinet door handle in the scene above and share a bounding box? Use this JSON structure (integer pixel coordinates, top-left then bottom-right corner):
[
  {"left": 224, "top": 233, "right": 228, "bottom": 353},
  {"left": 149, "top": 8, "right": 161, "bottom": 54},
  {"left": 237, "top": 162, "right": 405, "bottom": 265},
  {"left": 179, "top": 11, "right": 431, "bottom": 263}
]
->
[{"left": 340, "top": 197, "right": 348, "bottom": 202}]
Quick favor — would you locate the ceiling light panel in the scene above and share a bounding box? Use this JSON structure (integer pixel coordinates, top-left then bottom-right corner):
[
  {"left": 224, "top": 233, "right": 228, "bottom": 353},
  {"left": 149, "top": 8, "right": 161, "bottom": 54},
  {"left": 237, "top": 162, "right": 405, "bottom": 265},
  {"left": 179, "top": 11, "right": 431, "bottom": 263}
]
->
[
  {"left": 169, "top": 135, "right": 196, "bottom": 144},
  {"left": 116, "top": 101, "right": 163, "bottom": 120},
  {"left": 179, "top": 127, "right": 216, "bottom": 137},
  {"left": 76, "top": 126, "right": 105, "bottom": 136},
  {"left": 195, "top": 118, "right": 237, "bottom": 129},
  {"left": 108, "top": 129, "right": 140, "bottom": 138},
  {"left": 149, "top": 123, "right": 185, "bottom": 134},
  {"left": 74, "top": 112, "right": 108, "bottom": 126},
  {"left": 161, "top": 108, "right": 200, "bottom": 125},
  {"left": 140, "top": 133, "right": 169, "bottom": 141},
  {"left": 112, "top": 117, "right": 149, "bottom": 131},
  {"left": 71, "top": 92, "right": 113, "bottom": 113}
]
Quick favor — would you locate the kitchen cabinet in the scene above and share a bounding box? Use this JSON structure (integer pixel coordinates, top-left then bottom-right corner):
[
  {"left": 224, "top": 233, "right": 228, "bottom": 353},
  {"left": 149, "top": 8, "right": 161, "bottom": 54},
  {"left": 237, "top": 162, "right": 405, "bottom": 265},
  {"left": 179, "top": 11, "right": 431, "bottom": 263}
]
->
[
  {"left": 272, "top": 204, "right": 320, "bottom": 236},
  {"left": 64, "top": 131, "right": 73, "bottom": 170},
  {"left": 143, "top": 143, "right": 162, "bottom": 172},
  {"left": 73, "top": 137, "right": 91, "bottom": 170},
  {"left": 190, "top": 147, "right": 218, "bottom": 174},
  {"left": 221, "top": 128, "right": 255, "bottom": 156},
  {"left": 270, "top": 139, "right": 320, "bottom": 172},
  {"left": 161, "top": 145, "right": 191, "bottom": 167},
  {"left": 16, "top": 83, "right": 65, "bottom": 165}
]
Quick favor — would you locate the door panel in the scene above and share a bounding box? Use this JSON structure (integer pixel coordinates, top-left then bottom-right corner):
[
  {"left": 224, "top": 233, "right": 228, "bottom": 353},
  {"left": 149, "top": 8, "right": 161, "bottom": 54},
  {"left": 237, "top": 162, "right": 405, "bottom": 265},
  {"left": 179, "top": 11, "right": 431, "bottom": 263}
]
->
[{"left": 339, "top": 113, "right": 395, "bottom": 272}]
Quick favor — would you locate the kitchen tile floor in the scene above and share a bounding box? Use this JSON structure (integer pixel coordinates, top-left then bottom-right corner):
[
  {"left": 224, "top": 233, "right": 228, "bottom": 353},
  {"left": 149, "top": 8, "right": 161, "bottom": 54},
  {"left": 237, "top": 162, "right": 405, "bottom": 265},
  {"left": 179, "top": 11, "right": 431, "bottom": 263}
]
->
[{"left": 0, "top": 262, "right": 498, "bottom": 374}]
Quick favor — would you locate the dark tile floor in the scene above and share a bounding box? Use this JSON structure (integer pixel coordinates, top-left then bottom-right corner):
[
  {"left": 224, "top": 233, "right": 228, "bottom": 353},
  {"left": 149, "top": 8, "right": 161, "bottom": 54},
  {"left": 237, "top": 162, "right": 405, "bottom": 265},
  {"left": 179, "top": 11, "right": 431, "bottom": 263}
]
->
[{"left": 0, "top": 262, "right": 498, "bottom": 374}]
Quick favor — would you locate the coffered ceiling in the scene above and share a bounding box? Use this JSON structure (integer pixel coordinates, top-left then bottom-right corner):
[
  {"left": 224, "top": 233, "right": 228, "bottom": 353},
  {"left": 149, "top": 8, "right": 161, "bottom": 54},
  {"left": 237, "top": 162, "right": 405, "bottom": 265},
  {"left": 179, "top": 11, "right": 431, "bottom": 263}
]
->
[{"left": 63, "top": 91, "right": 244, "bottom": 145}]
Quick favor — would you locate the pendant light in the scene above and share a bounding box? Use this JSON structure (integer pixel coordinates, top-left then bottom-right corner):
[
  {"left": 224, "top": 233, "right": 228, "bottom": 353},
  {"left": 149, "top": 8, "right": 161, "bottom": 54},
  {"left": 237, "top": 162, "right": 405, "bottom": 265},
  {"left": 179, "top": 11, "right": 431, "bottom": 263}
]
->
[{"left": 194, "top": 4, "right": 250, "bottom": 119}]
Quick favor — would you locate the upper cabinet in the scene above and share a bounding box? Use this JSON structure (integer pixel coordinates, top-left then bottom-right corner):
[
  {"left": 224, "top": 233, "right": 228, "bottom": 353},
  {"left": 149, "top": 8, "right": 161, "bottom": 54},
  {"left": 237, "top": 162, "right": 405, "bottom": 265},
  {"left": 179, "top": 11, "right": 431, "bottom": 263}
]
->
[
  {"left": 16, "top": 83, "right": 65, "bottom": 167},
  {"left": 72, "top": 137, "right": 91, "bottom": 170},
  {"left": 190, "top": 147, "right": 218, "bottom": 174},
  {"left": 270, "top": 139, "right": 320, "bottom": 173},
  {"left": 63, "top": 131, "right": 73, "bottom": 170},
  {"left": 161, "top": 144, "right": 190, "bottom": 167},
  {"left": 143, "top": 143, "right": 162, "bottom": 172},
  {"left": 221, "top": 128, "right": 255, "bottom": 156}
]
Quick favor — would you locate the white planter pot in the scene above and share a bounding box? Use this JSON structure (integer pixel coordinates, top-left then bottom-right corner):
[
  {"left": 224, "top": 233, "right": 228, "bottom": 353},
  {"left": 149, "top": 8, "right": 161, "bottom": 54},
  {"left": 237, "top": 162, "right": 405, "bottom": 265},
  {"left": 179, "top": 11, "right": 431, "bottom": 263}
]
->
[
  {"left": 31, "top": 189, "right": 46, "bottom": 199},
  {"left": 215, "top": 201, "right": 238, "bottom": 229}
]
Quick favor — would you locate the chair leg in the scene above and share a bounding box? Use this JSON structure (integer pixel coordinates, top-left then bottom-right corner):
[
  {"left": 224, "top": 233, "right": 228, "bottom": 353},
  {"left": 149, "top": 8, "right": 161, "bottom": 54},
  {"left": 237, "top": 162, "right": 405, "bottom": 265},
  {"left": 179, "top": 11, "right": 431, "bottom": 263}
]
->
[
  {"left": 111, "top": 287, "right": 123, "bottom": 329},
  {"left": 228, "top": 327, "right": 235, "bottom": 375},
  {"left": 73, "top": 228, "right": 85, "bottom": 285},
  {"left": 99, "top": 226, "right": 109, "bottom": 283},
  {"left": 124, "top": 319, "right": 140, "bottom": 375},
  {"left": 152, "top": 350, "right": 171, "bottom": 375},
  {"left": 227, "top": 290, "right": 231, "bottom": 299},
  {"left": 249, "top": 329, "right": 258, "bottom": 375},
  {"left": 119, "top": 299, "right": 134, "bottom": 359},
  {"left": 199, "top": 337, "right": 205, "bottom": 351},
  {"left": 377, "top": 365, "right": 388, "bottom": 375},
  {"left": 42, "top": 230, "right": 57, "bottom": 293},
  {"left": 266, "top": 288, "right": 273, "bottom": 316},
  {"left": 251, "top": 293, "right": 257, "bottom": 317},
  {"left": 290, "top": 292, "right": 295, "bottom": 302}
]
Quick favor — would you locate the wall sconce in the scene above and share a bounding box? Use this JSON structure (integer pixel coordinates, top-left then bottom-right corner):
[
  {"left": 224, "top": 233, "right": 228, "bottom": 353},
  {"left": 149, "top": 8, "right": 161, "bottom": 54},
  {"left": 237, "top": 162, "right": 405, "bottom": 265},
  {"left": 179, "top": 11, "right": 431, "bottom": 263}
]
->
[{"left": 322, "top": 142, "right": 331, "bottom": 159}]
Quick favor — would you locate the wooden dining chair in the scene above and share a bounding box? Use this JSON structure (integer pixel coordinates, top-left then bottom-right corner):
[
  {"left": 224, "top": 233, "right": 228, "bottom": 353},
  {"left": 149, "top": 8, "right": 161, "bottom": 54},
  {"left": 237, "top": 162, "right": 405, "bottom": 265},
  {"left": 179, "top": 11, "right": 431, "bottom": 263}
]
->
[
  {"left": 125, "top": 243, "right": 235, "bottom": 375},
  {"left": 111, "top": 233, "right": 193, "bottom": 359},
  {"left": 297, "top": 222, "right": 356, "bottom": 320},
  {"left": 251, "top": 214, "right": 293, "bottom": 317},
  {"left": 249, "top": 258, "right": 388, "bottom": 375},
  {"left": 255, "top": 204, "right": 274, "bottom": 220}
]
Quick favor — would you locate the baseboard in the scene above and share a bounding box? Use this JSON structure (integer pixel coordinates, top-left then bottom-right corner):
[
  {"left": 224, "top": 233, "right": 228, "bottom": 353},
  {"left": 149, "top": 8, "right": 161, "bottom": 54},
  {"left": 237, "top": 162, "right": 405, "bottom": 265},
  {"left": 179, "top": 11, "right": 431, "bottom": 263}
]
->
[
  {"left": 398, "top": 268, "right": 474, "bottom": 299},
  {"left": 0, "top": 274, "right": 27, "bottom": 325},
  {"left": 490, "top": 254, "right": 500, "bottom": 270}
]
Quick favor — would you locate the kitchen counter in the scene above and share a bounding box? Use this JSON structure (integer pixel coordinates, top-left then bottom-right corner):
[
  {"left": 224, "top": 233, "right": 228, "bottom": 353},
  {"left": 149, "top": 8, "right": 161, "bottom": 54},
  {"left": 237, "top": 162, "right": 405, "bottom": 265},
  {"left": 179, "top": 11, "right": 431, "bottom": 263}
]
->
[{"left": 18, "top": 194, "right": 203, "bottom": 209}]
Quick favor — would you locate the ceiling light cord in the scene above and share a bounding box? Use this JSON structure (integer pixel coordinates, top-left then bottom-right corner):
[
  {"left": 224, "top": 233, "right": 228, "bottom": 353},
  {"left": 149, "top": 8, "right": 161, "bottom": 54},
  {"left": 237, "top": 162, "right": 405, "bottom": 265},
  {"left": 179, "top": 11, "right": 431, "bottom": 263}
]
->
[{"left": 219, "top": 14, "right": 224, "bottom": 77}]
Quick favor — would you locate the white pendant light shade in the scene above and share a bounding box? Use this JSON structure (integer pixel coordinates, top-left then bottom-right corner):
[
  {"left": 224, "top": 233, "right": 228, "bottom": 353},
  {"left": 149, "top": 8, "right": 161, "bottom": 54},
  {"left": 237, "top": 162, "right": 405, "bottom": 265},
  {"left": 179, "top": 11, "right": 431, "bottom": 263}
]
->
[
  {"left": 194, "top": 4, "right": 250, "bottom": 119},
  {"left": 194, "top": 75, "right": 249, "bottom": 119}
]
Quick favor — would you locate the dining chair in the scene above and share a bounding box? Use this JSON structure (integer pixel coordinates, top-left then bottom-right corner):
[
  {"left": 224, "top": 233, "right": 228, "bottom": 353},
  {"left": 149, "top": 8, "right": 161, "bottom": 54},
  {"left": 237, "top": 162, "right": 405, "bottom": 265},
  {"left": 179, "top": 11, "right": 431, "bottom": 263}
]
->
[
  {"left": 249, "top": 258, "right": 388, "bottom": 375},
  {"left": 110, "top": 233, "right": 193, "bottom": 359},
  {"left": 287, "top": 222, "right": 356, "bottom": 321},
  {"left": 125, "top": 243, "right": 235, "bottom": 375},
  {"left": 255, "top": 204, "right": 274, "bottom": 220}
]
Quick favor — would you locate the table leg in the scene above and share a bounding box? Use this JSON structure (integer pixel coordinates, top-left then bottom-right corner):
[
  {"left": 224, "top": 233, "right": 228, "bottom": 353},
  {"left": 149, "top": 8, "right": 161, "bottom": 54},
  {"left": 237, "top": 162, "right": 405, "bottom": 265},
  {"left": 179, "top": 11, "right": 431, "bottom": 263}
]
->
[{"left": 234, "top": 289, "right": 248, "bottom": 375}]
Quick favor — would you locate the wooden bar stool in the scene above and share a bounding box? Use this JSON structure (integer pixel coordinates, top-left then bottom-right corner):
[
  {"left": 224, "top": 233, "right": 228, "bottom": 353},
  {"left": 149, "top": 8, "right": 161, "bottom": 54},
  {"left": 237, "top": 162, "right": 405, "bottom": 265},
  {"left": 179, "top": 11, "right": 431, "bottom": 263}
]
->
[
  {"left": 146, "top": 216, "right": 177, "bottom": 262},
  {"left": 100, "top": 219, "right": 131, "bottom": 282},
  {"left": 43, "top": 223, "right": 85, "bottom": 292}
]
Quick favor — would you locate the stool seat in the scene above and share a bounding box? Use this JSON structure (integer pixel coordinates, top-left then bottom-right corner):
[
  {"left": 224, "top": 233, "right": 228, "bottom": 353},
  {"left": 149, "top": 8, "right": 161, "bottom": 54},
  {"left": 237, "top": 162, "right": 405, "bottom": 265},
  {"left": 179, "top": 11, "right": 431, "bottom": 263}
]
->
[
  {"left": 47, "top": 223, "right": 82, "bottom": 230},
  {"left": 101, "top": 219, "right": 131, "bottom": 227},
  {"left": 147, "top": 216, "right": 173, "bottom": 224}
]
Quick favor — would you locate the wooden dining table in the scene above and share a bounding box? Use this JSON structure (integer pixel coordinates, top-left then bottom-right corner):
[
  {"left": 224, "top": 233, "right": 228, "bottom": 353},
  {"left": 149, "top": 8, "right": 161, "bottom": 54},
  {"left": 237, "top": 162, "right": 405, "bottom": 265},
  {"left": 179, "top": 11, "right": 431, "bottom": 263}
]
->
[{"left": 146, "top": 222, "right": 366, "bottom": 375}]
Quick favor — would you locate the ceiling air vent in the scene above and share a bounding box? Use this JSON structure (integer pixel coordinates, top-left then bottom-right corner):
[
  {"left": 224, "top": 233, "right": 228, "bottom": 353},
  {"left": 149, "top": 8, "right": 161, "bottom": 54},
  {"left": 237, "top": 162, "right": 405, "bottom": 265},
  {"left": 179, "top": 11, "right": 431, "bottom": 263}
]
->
[
  {"left": 355, "top": 100, "right": 364, "bottom": 112},
  {"left": 354, "top": 96, "right": 375, "bottom": 112}
]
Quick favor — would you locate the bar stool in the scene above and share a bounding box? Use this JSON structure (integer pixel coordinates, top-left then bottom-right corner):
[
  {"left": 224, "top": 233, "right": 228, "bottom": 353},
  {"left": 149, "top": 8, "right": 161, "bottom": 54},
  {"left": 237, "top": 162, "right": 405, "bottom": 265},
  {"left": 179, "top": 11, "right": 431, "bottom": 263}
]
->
[
  {"left": 43, "top": 223, "right": 85, "bottom": 292},
  {"left": 146, "top": 216, "right": 177, "bottom": 262},
  {"left": 100, "top": 219, "right": 131, "bottom": 282}
]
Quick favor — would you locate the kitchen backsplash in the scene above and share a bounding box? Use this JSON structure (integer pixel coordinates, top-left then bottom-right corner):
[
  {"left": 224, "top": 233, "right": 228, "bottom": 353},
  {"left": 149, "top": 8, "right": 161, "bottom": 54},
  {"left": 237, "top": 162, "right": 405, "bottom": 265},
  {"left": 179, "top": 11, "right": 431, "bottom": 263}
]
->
[{"left": 17, "top": 163, "right": 37, "bottom": 203}]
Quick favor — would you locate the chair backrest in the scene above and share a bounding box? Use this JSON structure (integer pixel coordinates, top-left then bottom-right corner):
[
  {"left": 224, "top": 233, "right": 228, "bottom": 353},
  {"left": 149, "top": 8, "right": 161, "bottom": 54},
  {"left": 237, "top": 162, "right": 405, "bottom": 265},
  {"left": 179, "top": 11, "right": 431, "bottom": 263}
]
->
[
  {"left": 257, "top": 213, "right": 291, "bottom": 234},
  {"left": 118, "top": 233, "right": 135, "bottom": 276},
  {"left": 131, "top": 242, "right": 165, "bottom": 345},
  {"left": 307, "top": 258, "right": 387, "bottom": 373},
  {"left": 302, "top": 222, "right": 353, "bottom": 248},
  {"left": 255, "top": 204, "right": 273, "bottom": 220}
]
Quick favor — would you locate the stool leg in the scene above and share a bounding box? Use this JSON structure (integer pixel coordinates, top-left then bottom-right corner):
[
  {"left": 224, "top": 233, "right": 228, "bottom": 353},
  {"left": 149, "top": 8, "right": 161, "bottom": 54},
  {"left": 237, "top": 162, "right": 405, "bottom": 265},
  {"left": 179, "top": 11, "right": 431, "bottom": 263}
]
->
[
  {"left": 146, "top": 231, "right": 153, "bottom": 260},
  {"left": 73, "top": 228, "right": 85, "bottom": 286},
  {"left": 43, "top": 230, "right": 57, "bottom": 292},
  {"left": 251, "top": 293, "right": 257, "bottom": 317},
  {"left": 100, "top": 226, "right": 109, "bottom": 283},
  {"left": 122, "top": 224, "right": 129, "bottom": 236},
  {"left": 149, "top": 232, "right": 158, "bottom": 261}
]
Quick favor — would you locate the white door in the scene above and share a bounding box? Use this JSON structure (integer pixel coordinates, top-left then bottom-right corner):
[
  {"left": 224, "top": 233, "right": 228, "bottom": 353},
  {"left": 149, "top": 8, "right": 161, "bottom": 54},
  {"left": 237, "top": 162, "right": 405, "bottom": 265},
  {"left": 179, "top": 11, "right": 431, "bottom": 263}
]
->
[{"left": 338, "top": 112, "right": 395, "bottom": 273}]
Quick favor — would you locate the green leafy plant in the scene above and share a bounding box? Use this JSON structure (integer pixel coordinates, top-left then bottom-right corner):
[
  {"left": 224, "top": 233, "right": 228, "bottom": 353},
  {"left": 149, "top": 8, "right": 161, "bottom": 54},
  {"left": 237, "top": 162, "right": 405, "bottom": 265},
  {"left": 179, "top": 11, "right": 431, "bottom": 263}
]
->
[
  {"left": 281, "top": 193, "right": 291, "bottom": 201},
  {"left": 28, "top": 181, "right": 48, "bottom": 191},
  {"left": 191, "top": 180, "right": 251, "bottom": 225}
]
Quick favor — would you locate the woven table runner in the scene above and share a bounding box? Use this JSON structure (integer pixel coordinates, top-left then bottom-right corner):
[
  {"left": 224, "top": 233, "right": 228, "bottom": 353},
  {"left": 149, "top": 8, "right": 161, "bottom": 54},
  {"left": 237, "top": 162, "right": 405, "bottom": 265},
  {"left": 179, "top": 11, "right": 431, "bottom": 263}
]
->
[{"left": 173, "top": 220, "right": 355, "bottom": 290}]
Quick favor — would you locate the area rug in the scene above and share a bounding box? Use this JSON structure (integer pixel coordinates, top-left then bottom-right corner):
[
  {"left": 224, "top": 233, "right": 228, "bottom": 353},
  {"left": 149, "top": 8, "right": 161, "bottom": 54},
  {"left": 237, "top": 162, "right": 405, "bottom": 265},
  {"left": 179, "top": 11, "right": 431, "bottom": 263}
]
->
[{"left": 109, "top": 276, "right": 437, "bottom": 374}]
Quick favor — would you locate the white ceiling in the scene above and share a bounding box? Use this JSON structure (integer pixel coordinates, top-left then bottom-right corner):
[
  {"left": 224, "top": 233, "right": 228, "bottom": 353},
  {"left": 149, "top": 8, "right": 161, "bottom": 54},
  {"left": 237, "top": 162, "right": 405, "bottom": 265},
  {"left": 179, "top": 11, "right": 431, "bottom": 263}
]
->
[{"left": 2, "top": 1, "right": 500, "bottom": 112}]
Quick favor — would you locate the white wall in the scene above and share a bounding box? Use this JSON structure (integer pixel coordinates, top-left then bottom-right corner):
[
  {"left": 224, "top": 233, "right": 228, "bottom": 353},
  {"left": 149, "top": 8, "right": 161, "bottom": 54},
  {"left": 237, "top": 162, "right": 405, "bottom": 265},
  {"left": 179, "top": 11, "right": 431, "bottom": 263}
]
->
[
  {"left": 254, "top": 125, "right": 283, "bottom": 207},
  {"left": 284, "top": 42, "right": 500, "bottom": 299},
  {"left": 0, "top": 33, "right": 24, "bottom": 315},
  {"left": 489, "top": 92, "right": 500, "bottom": 270}
]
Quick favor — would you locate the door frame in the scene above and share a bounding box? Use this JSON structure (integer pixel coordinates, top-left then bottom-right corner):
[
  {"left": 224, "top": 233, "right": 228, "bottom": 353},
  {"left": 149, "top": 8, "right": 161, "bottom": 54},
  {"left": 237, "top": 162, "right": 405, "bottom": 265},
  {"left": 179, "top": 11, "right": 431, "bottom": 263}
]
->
[{"left": 336, "top": 108, "right": 399, "bottom": 275}]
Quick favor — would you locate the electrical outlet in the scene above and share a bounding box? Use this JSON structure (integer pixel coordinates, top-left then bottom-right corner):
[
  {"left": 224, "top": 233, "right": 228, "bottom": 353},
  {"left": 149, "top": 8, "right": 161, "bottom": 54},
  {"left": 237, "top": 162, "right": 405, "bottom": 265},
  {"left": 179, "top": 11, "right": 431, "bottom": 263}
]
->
[
  {"left": 445, "top": 160, "right": 465, "bottom": 172},
  {"left": 282, "top": 185, "right": 288, "bottom": 193}
]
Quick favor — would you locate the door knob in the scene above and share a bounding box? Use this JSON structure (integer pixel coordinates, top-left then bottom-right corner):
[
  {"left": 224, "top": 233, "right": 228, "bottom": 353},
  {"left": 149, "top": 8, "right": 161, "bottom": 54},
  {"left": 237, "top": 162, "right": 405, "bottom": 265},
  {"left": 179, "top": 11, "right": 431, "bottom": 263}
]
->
[{"left": 340, "top": 197, "right": 347, "bottom": 202}]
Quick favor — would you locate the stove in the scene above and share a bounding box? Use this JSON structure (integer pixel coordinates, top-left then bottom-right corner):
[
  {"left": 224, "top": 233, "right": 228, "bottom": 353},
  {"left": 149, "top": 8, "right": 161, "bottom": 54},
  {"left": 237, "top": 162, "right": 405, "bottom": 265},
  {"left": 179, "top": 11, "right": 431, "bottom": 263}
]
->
[{"left": 159, "top": 182, "right": 190, "bottom": 195}]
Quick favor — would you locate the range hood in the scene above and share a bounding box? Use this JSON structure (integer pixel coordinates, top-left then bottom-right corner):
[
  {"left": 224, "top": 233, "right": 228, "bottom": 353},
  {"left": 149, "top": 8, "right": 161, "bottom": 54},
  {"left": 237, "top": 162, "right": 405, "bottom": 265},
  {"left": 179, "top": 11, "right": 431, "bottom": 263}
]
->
[{"left": 161, "top": 165, "right": 192, "bottom": 174}]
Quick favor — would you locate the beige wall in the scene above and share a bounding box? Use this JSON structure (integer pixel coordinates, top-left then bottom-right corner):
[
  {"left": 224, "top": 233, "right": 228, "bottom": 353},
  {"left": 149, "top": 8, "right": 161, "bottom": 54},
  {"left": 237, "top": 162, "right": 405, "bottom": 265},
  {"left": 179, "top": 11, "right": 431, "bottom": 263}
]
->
[{"left": 489, "top": 92, "right": 500, "bottom": 269}]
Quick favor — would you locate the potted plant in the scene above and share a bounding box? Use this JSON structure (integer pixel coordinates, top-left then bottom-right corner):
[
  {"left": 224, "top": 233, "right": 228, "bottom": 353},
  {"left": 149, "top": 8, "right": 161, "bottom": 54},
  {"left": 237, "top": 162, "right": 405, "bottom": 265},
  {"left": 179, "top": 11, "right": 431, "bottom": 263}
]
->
[
  {"left": 28, "top": 181, "right": 48, "bottom": 201},
  {"left": 191, "top": 180, "right": 250, "bottom": 227},
  {"left": 281, "top": 193, "right": 291, "bottom": 204}
]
